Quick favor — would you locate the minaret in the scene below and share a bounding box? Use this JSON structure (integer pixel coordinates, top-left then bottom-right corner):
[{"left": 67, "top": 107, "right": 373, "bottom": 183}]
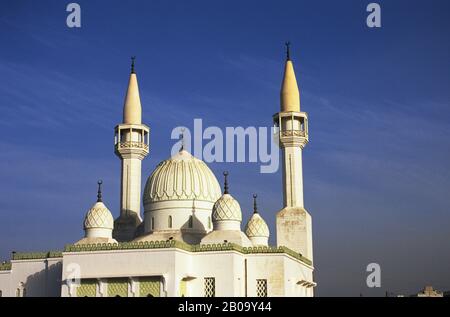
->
[
  {"left": 273, "top": 43, "right": 313, "bottom": 261},
  {"left": 113, "top": 57, "right": 150, "bottom": 242}
]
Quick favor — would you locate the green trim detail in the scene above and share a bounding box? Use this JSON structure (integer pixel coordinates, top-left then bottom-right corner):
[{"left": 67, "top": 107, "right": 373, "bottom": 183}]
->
[
  {"left": 0, "top": 262, "right": 12, "bottom": 271},
  {"left": 11, "top": 251, "right": 63, "bottom": 261},
  {"left": 64, "top": 240, "right": 312, "bottom": 266}
]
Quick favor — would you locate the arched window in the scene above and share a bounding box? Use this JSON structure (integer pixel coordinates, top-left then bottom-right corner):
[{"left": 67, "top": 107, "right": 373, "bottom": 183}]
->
[
  {"left": 151, "top": 217, "right": 155, "bottom": 230},
  {"left": 188, "top": 216, "right": 193, "bottom": 228},
  {"left": 22, "top": 288, "right": 26, "bottom": 297},
  {"left": 16, "top": 288, "right": 20, "bottom": 297},
  {"left": 168, "top": 216, "right": 172, "bottom": 229},
  {"left": 0, "top": 290, "right": 3, "bottom": 297}
]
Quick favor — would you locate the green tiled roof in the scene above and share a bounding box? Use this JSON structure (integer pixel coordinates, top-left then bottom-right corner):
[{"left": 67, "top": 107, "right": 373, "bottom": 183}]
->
[
  {"left": 0, "top": 262, "right": 12, "bottom": 271},
  {"left": 11, "top": 251, "right": 63, "bottom": 261},
  {"left": 7, "top": 241, "right": 312, "bottom": 267}
]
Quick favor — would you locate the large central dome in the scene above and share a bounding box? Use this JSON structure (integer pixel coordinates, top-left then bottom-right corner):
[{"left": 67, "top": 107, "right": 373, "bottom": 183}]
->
[
  {"left": 143, "top": 150, "right": 221, "bottom": 204},
  {"left": 141, "top": 150, "right": 222, "bottom": 240}
]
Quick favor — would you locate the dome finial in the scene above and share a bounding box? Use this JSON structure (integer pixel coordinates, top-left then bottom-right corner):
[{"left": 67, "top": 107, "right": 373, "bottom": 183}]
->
[
  {"left": 97, "top": 180, "right": 103, "bottom": 202},
  {"left": 131, "top": 56, "right": 136, "bottom": 74},
  {"left": 285, "top": 41, "right": 291, "bottom": 61},
  {"left": 180, "top": 128, "right": 185, "bottom": 152},
  {"left": 223, "top": 171, "right": 229, "bottom": 194},
  {"left": 253, "top": 194, "right": 258, "bottom": 214}
]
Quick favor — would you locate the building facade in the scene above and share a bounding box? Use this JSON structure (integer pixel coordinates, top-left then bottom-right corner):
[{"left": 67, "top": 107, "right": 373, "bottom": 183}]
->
[{"left": 0, "top": 47, "right": 316, "bottom": 297}]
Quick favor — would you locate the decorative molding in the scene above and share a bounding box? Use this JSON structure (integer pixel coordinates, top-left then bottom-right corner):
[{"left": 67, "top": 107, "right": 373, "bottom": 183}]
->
[
  {"left": 281, "top": 130, "right": 306, "bottom": 137},
  {"left": 63, "top": 240, "right": 312, "bottom": 266},
  {"left": 117, "top": 141, "right": 149, "bottom": 151}
]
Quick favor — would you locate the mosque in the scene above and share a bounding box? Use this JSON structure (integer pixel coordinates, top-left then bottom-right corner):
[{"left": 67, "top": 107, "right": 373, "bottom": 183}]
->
[{"left": 0, "top": 46, "right": 316, "bottom": 297}]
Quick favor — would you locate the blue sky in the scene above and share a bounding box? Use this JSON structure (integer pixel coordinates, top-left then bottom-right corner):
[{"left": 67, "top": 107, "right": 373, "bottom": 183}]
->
[{"left": 0, "top": 0, "right": 449, "bottom": 296}]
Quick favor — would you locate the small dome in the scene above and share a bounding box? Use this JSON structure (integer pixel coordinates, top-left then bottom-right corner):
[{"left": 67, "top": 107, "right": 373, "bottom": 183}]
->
[
  {"left": 84, "top": 201, "right": 114, "bottom": 230},
  {"left": 245, "top": 213, "right": 269, "bottom": 238},
  {"left": 212, "top": 194, "right": 242, "bottom": 222},
  {"left": 143, "top": 150, "right": 221, "bottom": 204}
]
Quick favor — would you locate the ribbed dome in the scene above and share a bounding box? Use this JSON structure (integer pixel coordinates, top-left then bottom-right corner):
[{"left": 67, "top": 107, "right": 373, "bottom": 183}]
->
[
  {"left": 212, "top": 194, "right": 242, "bottom": 222},
  {"left": 245, "top": 213, "right": 269, "bottom": 238},
  {"left": 84, "top": 202, "right": 114, "bottom": 230},
  {"left": 143, "top": 150, "right": 222, "bottom": 204}
]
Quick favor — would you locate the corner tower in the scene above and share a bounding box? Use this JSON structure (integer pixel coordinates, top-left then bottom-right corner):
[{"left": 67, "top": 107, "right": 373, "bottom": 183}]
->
[
  {"left": 113, "top": 57, "right": 150, "bottom": 242},
  {"left": 273, "top": 43, "right": 313, "bottom": 261}
]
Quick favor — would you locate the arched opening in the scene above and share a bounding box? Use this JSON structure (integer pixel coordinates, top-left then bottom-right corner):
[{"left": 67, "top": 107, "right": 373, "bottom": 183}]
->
[
  {"left": 147, "top": 294, "right": 154, "bottom": 297},
  {"left": 168, "top": 216, "right": 172, "bottom": 229},
  {"left": 151, "top": 217, "right": 155, "bottom": 230}
]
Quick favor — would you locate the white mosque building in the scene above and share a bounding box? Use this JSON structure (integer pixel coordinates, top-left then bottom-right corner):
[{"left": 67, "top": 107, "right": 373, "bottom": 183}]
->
[{"left": 0, "top": 47, "right": 316, "bottom": 297}]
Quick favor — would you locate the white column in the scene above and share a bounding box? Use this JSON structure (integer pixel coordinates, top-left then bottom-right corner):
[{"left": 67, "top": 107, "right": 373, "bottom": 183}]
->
[{"left": 120, "top": 157, "right": 143, "bottom": 220}]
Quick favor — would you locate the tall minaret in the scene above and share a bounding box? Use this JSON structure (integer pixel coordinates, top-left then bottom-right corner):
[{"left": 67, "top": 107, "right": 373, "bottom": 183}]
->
[
  {"left": 273, "top": 43, "right": 313, "bottom": 261},
  {"left": 113, "top": 57, "right": 150, "bottom": 242}
]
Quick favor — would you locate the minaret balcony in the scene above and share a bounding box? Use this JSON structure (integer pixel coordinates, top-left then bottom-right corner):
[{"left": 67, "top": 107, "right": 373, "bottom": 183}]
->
[
  {"left": 114, "top": 123, "right": 150, "bottom": 159},
  {"left": 273, "top": 111, "right": 309, "bottom": 148}
]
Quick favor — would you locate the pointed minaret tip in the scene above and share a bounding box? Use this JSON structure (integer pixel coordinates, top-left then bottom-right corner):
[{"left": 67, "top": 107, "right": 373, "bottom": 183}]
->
[
  {"left": 123, "top": 56, "right": 142, "bottom": 124},
  {"left": 280, "top": 42, "right": 300, "bottom": 112},
  {"left": 286, "top": 41, "right": 291, "bottom": 61},
  {"left": 131, "top": 56, "right": 136, "bottom": 74}
]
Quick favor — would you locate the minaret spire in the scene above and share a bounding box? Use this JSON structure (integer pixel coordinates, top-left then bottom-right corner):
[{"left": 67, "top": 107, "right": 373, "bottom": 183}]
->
[
  {"left": 280, "top": 42, "right": 300, "bottom": 112},
  {"left": 123, "top": 57, "right": 142, "bottom": 124},
  {"left": 113, "top": 58, "right": 150, "bottom": 242},
  {"left": 97, "top": 180, "right": 103, "bottom": 202},
  {"left": 273, "top": 44, "right": 313, "bottom": 261}
]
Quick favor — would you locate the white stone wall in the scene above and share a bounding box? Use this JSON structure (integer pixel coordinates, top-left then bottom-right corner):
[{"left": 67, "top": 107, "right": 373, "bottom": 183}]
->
[
  {"left": 0, "top": 258, "right": 62, "bottom": 297},
  {"left": 0, "top": 270, "right": 11, "bottom": 297},
  {"left": 60, "top": 248, "right": 313, "bottom": 297}
]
